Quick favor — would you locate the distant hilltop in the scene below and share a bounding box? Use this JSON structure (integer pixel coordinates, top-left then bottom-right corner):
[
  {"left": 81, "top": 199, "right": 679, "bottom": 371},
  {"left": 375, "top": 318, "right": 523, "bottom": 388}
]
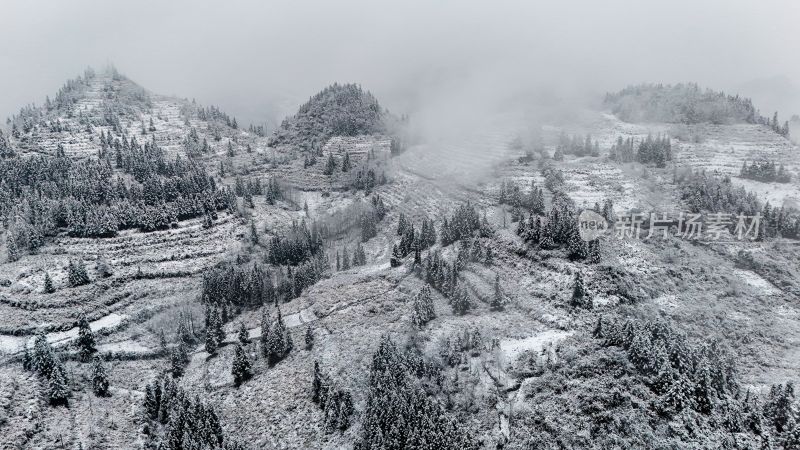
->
[
  {"left": 605, "top": 82, "right": 790, "bottom": 137},
  {"left": 268, "top": 82, "right": 394, "bottom": 151}
]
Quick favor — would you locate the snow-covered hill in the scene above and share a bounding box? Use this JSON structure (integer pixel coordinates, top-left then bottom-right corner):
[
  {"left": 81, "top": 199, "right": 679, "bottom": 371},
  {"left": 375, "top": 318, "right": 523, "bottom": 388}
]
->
[{"left": 2, "top": 71, "right": 800, "bottom": 449}]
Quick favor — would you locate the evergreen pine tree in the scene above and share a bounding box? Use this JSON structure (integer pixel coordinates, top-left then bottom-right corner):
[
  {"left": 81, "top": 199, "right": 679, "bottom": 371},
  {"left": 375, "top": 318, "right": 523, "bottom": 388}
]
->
[
  {"left": 693, "top": 357, "right": 714, "bottom": 414},
  {"left": 260, "top": 308, "right": 270, "bottom": 353},
  {"left": 43, "top": 272, "right": 55, "bottom": 293},
  {"left": 353, "top": 243, "right": 366, "bottom": 266},
  {"left": 202, "top": 306, "right": 220, "bottom": 353},
  {"left": 68, "top": 260, "right": 91, "bottom": 287},
  {"left": 203, "top": 212, "right": 214, "bottom": 229},
  {"left": 205, "top": 324, "right": 219, "bottom": 355},
  {"left": 390, "top": 244, "right": 402, "bottom": 267},
  {"left": 237, "top": 322, "right": 250, "bottom": 345},
  {"left": 157, "top": 377, "right": 174, "bottom": 423},
  {"left": 357, "top": 336, "right": 476, "bottom": 448},
  {"left": 143, "top": 383, "right": 159, "bottom": 420},
  {"left": 32, "top": 333, "right": 55, "bottom": 377},
  {"left": 250, "top": 220, "right": 259, "bottom": 244},
  {"left": 539, "top": 220, "right": 555, "bottom": 249},
  {"left": 22, "top": 348, "right": 32, "bottom": 371},
  {"left": 628, "top": 330, "right": 655, "bottom": 373},
  {"left": 531, "top": 188, "right": 545, "bottom": 214},
  {"left": 481, "top": 245, "right": 493, "bottom": 265},
  {"left": 91, "top": 356, "right": 110, "bottom": 396},
  {"left": 213, "top": 306, "right": 225, "bottom": 344},
  {"left": 529, "top": 216, "right": 541, "bottom": 243},
  {"left": 171, "top": 344, "right": 188, "bottom": 378},
  {"left": 176, "top": 317, "right": 193, "bottom": 346},
  {"left": 517, "top": 216, "right": 528, "bottom": 237},
  {"left": 312, "top": 360, "right": 329, "bottom": 405},
  {"left": 425, "top": 219, "right": 437, "bottom": 247},
  {"left": 452, "top": 287, "right": 471, "bottom": 315},
  {"left": 341, "top": 152, "right": 351, "bottom": 172},
  {"left": 490, "top": 274, "right": 505, "bottom": 311},
  {"left": 323, "top": 388, "right": 354, "bottom": 432},
  {"left": 323, "top": 153, "right": 337, "bottom": 175},
  {"left": 264, "top": 308, "right": 292, "bottom": 365},
  {"left": 231, "top": 344, "right": 253, "bottom": 386},
  {"left": 397, "top": 213, "right": 408, "bottom": 236},
  {"left": 305, "top": 326, "right": 314, "bottom": 350},
  {"left": 658, "top": 372, "right": 695, "bottom": 415},
  {"left": 48, "top": 364, "right": 70, "bottom": 406},
  {"left": 411, "top": 285, "right": 436, "bottom": 327},
  {"left": 772, "top": 382, "right": 795, "bottom": 431},
  {"left": 341, "top": 247, "right": 351, "bottom": 270},
  {"left": 6, "top": 233, "right": 19, "bottom": 262},
  {"left": 76, "top": 314, "right": 96, "bottom": 361},
  {"left": 652, "top": 355, "right": 677, "bottom": 396},
  {"left": 399, "top": 225, "right": 415, "bottom": 256},
  {"left": 567, "top": 227, "right": 588, "bottom": 260},
  {"left": 570, "top": 272, "right": 590, "bottom": 309},
  {"left": 158, "top": 330, "right": 168, "bottom": 356}
]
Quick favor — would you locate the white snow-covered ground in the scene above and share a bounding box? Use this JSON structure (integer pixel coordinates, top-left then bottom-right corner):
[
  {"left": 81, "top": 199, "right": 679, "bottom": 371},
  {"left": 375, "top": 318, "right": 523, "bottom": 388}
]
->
[
  {"left": 0, "top": 312, "right": 127, "bottom": 355},
  {"left": 97, "top": 339, "right": 151, "bottom": 354},
  {"left": 733, "top": 269, "right": 780, "bottom": 296},
  {"left": 498, "top": 329, "right": 573, "bottom": 367},
  {"left": 731, "top": 178, "right": 800, "bottom": 209},
  {"left": 283, "top": 308, "right": 316, "bottom": 328}
]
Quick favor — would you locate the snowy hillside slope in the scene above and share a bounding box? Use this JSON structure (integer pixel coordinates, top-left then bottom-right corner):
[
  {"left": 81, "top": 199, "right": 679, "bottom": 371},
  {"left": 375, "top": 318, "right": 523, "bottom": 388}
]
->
[{"left": 2, "top": 73, "right": 800, "bottom": 449}]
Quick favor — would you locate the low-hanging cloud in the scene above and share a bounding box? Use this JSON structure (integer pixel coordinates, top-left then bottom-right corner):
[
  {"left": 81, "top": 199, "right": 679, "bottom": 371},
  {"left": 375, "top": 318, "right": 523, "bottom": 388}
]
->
[{"left": 1, "top": 0, "right": 798, "bottom": 130}]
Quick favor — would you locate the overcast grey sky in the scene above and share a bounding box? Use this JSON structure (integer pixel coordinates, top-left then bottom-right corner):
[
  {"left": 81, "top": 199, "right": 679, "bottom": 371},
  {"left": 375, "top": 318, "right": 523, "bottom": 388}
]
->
[{"left": 1, "top": 0, "right": 799, "bottom": 126}]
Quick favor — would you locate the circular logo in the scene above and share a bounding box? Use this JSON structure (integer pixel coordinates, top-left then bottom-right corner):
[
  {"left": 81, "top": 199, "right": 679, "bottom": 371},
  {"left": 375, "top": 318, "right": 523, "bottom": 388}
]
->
[{"left": 577, "top": 209, "right": 608, "bottom": 241}]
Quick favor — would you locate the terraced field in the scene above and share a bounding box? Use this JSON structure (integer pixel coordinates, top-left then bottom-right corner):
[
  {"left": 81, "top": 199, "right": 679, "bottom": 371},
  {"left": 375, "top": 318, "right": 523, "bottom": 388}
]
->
[{"left": 0, "top": 73, "right": 307, "bottom": 353}]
